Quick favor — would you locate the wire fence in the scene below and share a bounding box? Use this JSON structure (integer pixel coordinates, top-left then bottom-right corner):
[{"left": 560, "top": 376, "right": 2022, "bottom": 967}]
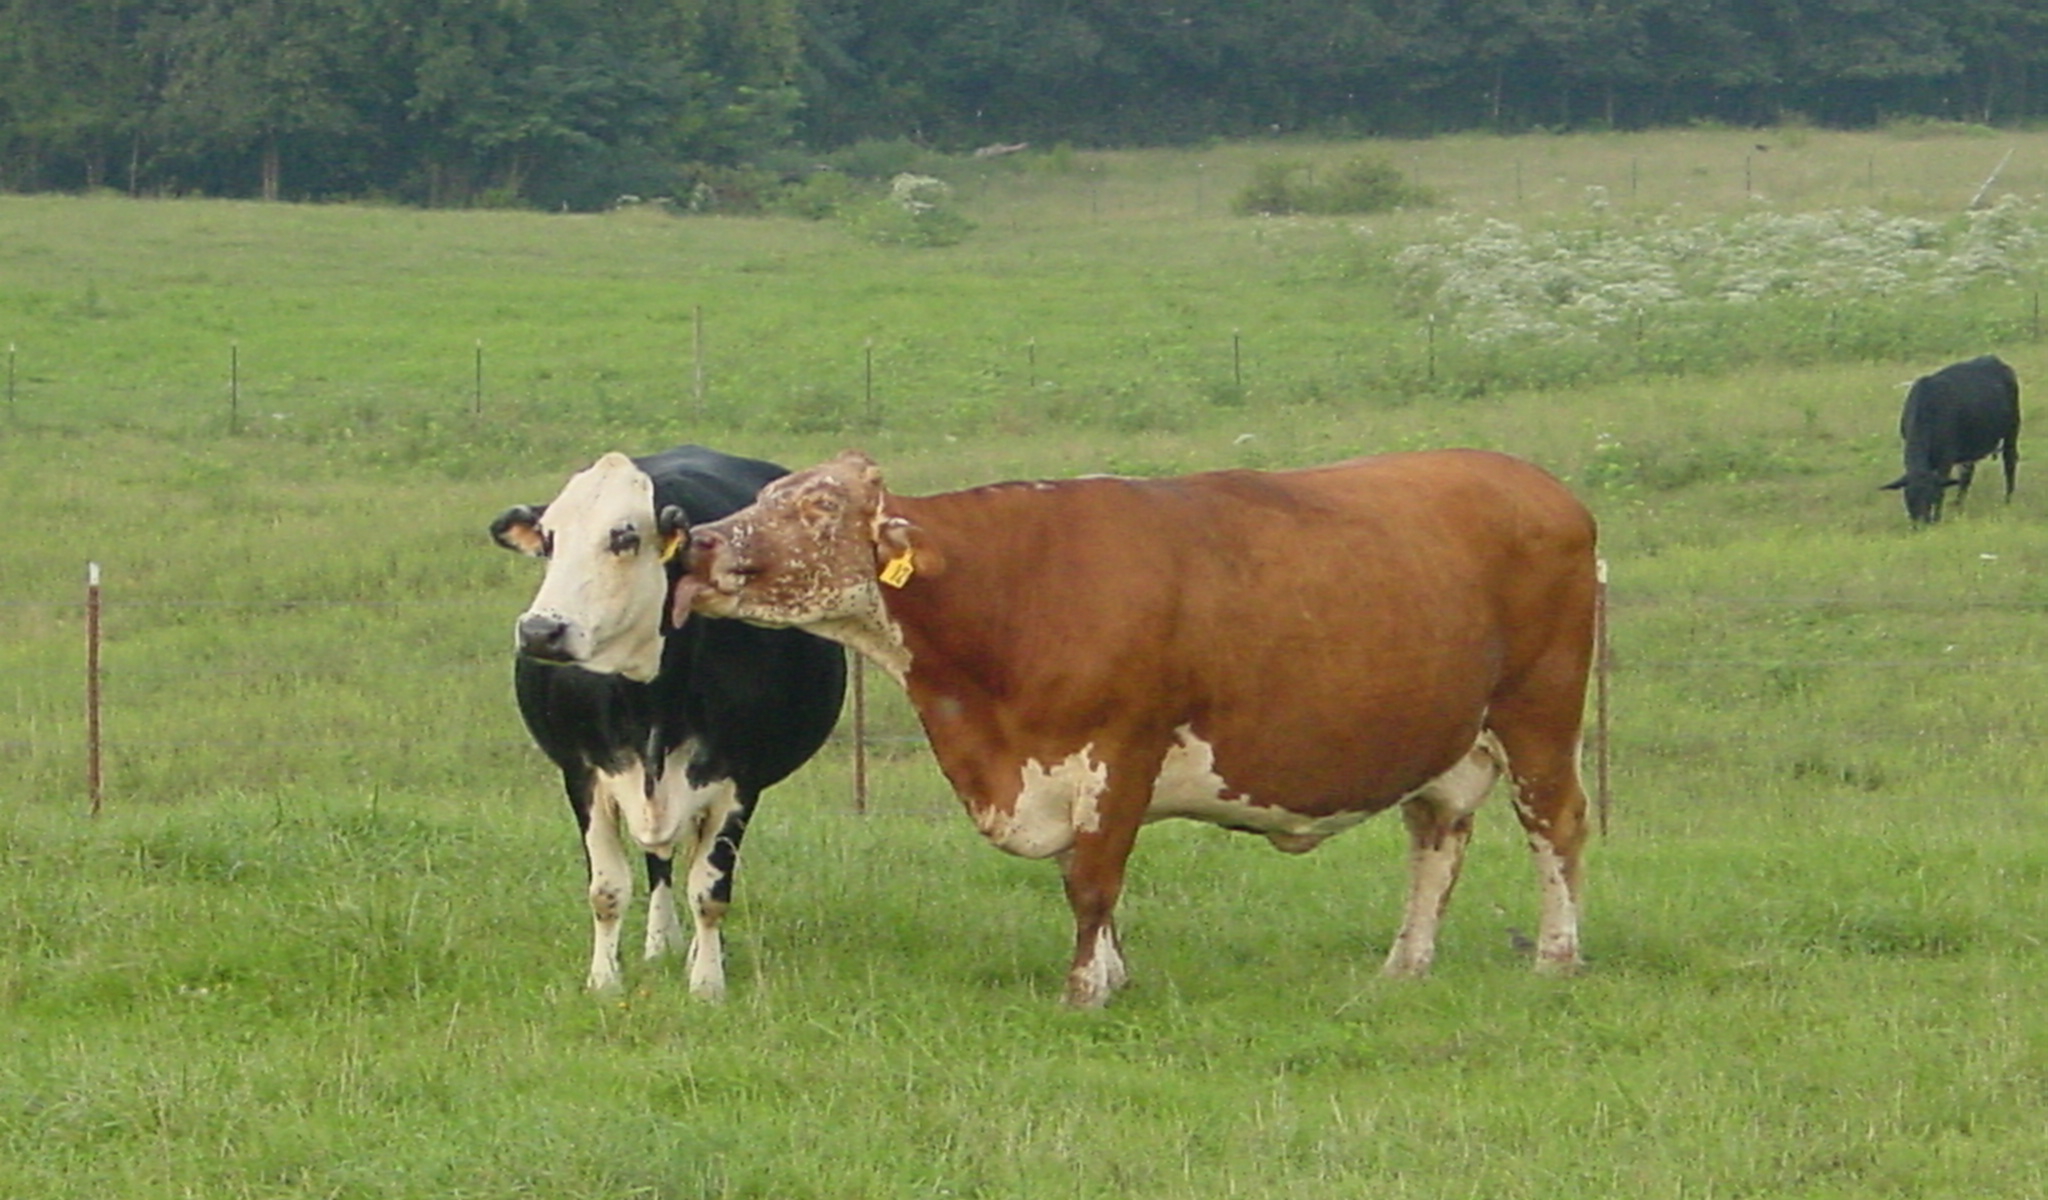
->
[{"left": 8, "top": 567, "right": 2046, "bottom": 822}]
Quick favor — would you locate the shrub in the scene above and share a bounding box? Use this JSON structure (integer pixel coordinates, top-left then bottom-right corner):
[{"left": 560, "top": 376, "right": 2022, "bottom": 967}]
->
[
  {"left": 1233, "top": 160, "right": 1305, "bottom": 217},
  {"left": 675, "top": 165, "right": 787, "bottom": 213},
  {"left": 841, "top": 173, "right": 974, "bottom": 247},
  {"left": 1233, "top": 156, "right": 1438, "bottom": 216},
  {"left": 1318, "top": 156, "right": 1440, "bottom": 213},
  {"left": 770, "top": 171, "right": 862, "bottom": 220}
]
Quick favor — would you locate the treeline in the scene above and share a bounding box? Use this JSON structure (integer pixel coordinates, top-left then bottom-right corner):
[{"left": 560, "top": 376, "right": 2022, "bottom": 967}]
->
[{"left": 5, "top": 0, "right": 2047, "bottom": 210}]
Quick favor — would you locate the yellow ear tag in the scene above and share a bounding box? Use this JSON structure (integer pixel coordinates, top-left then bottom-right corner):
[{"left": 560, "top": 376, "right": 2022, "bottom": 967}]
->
[
  {"left": 659, "top": 532, "right": 683, "bottom": 564},
  {"left": 879, "top": 549, "right": 916, "bottom": 588}
]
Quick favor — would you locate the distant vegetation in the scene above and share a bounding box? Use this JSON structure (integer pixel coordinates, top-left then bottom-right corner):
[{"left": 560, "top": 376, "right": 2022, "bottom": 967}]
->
[
  {"left": 1232, "top": 156, "right": 1440, "bottom": 216},
  {"left": 2, "top": 0, "right": 2044, "bottom": 208}
]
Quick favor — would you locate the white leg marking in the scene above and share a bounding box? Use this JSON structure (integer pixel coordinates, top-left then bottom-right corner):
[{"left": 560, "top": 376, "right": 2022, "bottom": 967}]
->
[
  {"left": 643, "top": 852, "right": 686, "bottom": 962},
  {"left": 583, "top": 773, "right": 636, "bottom": 994},
  {"left": 1066, "top": 925, "right": 1127, "bottom": 1010},
  {"left": 1381, "top": 809, "right": 1471, "bottom": 979},
  {"left": 1381, "top": 736, "right": 1501, "bottom": 979},
  {"left": 1528, "top": 833, "right": 1582, "bottom": 974},
  {"left": 679, "top": 779, "right": 742, "bottom": 1002}
]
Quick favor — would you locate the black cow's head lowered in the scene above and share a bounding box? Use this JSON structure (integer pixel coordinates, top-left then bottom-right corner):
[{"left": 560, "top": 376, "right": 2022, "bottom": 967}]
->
[{"left": 1880, "top": 469, "right": 1956, "bottom": 525}]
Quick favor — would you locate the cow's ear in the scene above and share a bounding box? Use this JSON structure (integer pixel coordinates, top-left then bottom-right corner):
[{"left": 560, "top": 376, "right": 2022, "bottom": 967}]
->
[
  {"left": 1879, "top": 477, "right": 1907, "bottom": 491},
  {"left": 655, "top": 504, "right": 690, "bottom": 563},
  {"left": 490, "top": 505, "right": 548, "bottom": 556},
  {"left": 876, "top": 516, "right": 945, "bottom": 586}
]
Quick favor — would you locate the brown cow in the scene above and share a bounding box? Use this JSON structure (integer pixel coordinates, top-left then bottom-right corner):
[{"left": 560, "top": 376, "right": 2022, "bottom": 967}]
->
[{"left": 674, "top": 449, "right": 1599, "bottom": 1008}]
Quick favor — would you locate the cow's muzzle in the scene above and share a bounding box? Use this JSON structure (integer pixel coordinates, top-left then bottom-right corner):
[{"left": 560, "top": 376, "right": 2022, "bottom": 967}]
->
[{"left": 516, "top": 612, "right": 578, "bottom": 662}]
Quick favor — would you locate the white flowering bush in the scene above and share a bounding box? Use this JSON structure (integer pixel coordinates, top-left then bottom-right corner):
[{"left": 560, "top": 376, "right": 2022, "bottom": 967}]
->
[
  {"left": 843, "top": 172, "right": 974, "bottom": 247},
  {"left": 1395, "top": 195, "right": 2046, "bottom": 347},
  {"left": 888, "top": 173, "right": 950, "bottom": 213}
]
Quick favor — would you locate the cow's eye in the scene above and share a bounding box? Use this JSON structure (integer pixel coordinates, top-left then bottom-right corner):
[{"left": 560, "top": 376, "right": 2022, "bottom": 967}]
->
[{"left": 609, "top": 528, "right": 641, "bottom": 555}]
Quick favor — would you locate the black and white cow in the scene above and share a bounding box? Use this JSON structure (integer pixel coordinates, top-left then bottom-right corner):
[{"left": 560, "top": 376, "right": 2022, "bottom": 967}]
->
[
  {"left": 490, "top": 445, "right": 846, "bottom": 998},
  {"left": 1882, "top": 354, "right": 2021, "bottom": 525}
]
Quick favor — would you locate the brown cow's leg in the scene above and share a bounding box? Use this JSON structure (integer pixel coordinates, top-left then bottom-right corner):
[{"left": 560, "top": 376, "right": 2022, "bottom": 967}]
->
[
  {"left": 1055, "top": 753, "right": 1159, "bottom": 1008},
  {"left": 1494, "top": 726, "right": 1589, "bottom": 976},
  {"left": 1488, "top": 566, "right": 1596, "bottom": 976},
  {"left": 1057, "top": 819, "right": 1141, "bottom": 1008}
]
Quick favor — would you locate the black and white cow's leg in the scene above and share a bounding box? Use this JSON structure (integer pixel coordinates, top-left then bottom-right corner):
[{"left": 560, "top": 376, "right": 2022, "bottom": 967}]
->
[
  {"left": 623, "top": 750, "right": 751, "bottom": 1001},
  {"left": 642, "top": 850, "right": 687, "bottom": 965},
  {"left": 1381, "top": 735, "right": 1500, "bottom": 978},
  {"left": 581, "top": 769, "right": 641, "bottom": 994},
  {"left": 675, "top": 782, "right": 753, "bottom": 1002}
]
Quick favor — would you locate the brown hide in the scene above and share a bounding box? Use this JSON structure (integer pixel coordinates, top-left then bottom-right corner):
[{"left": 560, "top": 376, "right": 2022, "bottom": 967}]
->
[{"left": 681, "top": 449, "right": 1599, "bottom": 1007}]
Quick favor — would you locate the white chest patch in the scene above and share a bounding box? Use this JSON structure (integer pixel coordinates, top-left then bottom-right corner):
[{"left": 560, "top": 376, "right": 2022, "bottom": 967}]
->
[{"left": 980, "top": 748, "right": 1108, "bottom": 859}]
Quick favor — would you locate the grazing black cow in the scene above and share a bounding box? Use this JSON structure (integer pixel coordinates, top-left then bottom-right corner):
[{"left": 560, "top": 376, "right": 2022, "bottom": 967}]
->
[
  {"left": 1882, "top": 355, "right": 2021, "bottom": 525},
  {"left": 490, "top": 446, "right": 846, "bottom": 998}
]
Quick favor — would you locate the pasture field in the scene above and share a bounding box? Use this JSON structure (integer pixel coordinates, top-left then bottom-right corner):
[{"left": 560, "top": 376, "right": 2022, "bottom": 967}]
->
[{"left": 7, "top": 125, "right": 2048, "bottom": 1196}]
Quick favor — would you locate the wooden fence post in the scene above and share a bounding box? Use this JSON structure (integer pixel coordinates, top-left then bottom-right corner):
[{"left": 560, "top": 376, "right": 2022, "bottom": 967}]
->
[
  {"left": 87, "top": 562, "right": 103, "bottom": 816},
  {"left": 851, "top": 656, "right": 868, "bottom": 815}
]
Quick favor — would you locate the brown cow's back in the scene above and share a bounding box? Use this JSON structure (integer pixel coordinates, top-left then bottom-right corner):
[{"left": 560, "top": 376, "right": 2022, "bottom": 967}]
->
[{"left": 879, "top": 450, "right": 1596, "bottom": 818}]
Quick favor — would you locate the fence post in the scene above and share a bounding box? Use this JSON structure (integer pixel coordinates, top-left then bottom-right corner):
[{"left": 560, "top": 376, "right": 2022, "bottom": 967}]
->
[
  {"left": 692, "top": 305, "right": 706, "bottom": 416},
  {"left": 87, "top": 562, "right": 103, "bottom": 816},
  {"left": 851, "top": 656, "right": 868, "bottom": 815},
  {"left": 864, "top": 339, "right": 876, "bottom": 427}
]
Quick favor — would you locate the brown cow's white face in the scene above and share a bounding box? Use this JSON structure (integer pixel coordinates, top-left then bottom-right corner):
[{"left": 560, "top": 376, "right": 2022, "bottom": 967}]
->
[
  {"left": 494, "top": 452, "right": 683, "bottom": 682},
  {"left": 678, "top": 451, "right": 922, "bottom": 673}
]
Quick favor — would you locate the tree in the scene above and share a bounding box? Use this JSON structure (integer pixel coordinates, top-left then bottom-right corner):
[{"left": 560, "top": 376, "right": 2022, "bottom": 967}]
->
[
  {"left": 1944, "top": 0, "right": 2048, "bottom": 122},
  {"left": 0, "top": 0, "right": 153, "bottom": 190},
  {"left": 149, "top": 0, "right": 362, "bottom": 198}
]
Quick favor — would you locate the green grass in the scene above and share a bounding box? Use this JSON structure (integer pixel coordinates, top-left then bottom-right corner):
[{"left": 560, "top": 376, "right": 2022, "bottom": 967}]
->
[
  {"left": 8, "top": 127, "right": 2048, "bottom": 1196},
  {"left": 9, "top": 781, "right": 2048, "bottom": 1197}
]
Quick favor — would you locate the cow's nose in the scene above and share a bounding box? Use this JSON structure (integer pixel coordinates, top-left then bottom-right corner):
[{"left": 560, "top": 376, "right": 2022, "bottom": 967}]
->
[{"left": 517, "top": 613, "right": 575, "bottom": 661}]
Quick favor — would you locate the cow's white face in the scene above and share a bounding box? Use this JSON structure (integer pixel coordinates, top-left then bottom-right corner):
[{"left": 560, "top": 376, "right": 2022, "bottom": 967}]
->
[{"left": 493, "top": 453, "right": 684, "bottom": 682}]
